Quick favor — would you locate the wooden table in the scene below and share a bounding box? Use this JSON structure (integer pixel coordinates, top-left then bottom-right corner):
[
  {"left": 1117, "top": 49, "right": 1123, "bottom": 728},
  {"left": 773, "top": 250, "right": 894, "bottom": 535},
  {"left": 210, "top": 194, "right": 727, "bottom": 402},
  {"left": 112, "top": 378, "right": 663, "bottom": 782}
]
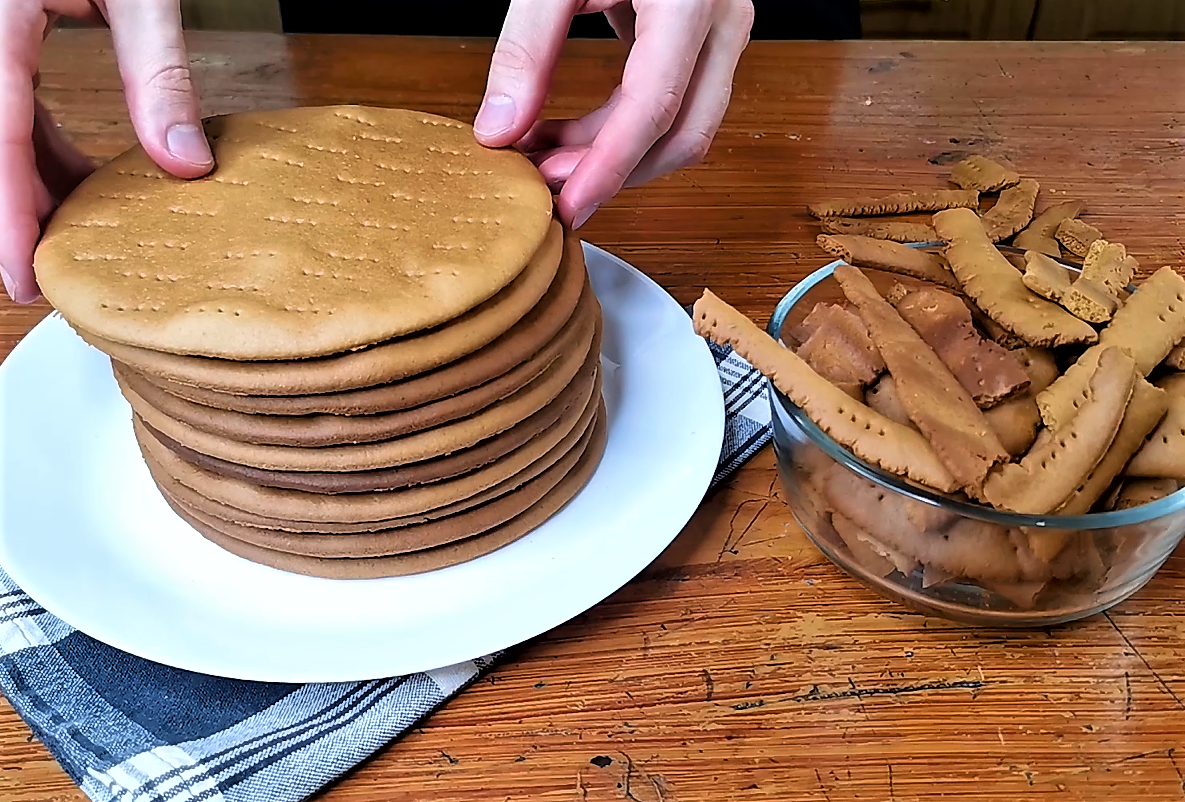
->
[{"left": 4, "top": 30, "right": 1185, "bottom": 802}]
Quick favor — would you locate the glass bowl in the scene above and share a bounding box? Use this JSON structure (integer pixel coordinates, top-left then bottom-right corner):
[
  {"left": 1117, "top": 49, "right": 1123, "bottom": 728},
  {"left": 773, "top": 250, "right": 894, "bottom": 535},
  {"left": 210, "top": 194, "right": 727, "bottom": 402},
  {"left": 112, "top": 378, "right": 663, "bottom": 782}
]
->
[{"left": 767, "top": 255, "right": 1185, "bottom": 626}]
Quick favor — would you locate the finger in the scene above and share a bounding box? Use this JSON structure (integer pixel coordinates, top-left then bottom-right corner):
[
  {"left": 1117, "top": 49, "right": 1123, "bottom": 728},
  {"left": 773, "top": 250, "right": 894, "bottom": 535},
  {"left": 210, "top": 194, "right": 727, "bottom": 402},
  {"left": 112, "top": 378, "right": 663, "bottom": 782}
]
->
[
  {"left": 626, "top": 2, "right": 752, "bottom": 187},
  {"left": 604, "top": 4, "right": 636, "bottom": 45},
  {"left": 32, "top": 99, "right": 93, "bottom": 204},
  {"left": 557, "top": 0, "right": 713, "bottom": 227},
  {"left": 105, "top": 0, "right": 213, "bottom": 177},
  {"left": 33, "top": 171, "right": 54, "bottom": 224},
  {"left": 516, "top": 87, "right": 620, "bottom": 154},
  {"left": 474, "top": 0, "right": 579, "bottom": 146},
  {"left": 530, "top": 145, "right": 587, "bottom": 190},
  {"left": 0, "top": 5, "right": 47, "bottom": 303}
]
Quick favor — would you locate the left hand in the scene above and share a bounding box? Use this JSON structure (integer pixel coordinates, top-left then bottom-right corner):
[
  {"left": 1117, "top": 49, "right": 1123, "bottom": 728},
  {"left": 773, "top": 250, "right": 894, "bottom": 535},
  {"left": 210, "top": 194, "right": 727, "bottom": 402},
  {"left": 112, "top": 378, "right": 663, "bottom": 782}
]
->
[{"left": 473, "top": 0, "right": 755, "bottom": 230}]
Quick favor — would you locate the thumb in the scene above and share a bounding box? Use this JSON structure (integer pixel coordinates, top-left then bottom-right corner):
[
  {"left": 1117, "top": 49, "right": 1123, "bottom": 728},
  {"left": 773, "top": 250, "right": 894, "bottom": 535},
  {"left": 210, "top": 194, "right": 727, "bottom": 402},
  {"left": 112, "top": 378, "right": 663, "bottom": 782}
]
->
[
  {"left": 474, "top": 0, "right": 577, "bottom": 147},
  {"left": 105, "top": 0, "right": 213, "bottom": 178}
]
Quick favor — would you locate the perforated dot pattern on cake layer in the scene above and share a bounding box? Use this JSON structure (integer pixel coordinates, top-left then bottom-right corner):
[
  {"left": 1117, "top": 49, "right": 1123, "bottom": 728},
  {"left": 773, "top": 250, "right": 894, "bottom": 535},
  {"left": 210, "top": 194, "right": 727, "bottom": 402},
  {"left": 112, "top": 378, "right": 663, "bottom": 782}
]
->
[{"left": 34, "top": 105, "right": 556, "bottom": 359}]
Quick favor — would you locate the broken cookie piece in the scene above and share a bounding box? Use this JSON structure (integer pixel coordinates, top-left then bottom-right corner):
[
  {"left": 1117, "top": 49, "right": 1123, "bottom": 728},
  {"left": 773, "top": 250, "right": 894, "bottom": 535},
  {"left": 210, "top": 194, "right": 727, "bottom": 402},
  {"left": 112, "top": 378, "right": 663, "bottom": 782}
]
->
[
  {"left": 1037, "top": 266, "right": 1185, "bottom": 430},
  {"left": 1162, "top": 343, "right": 1185, "bottom": 371},
  {"left": 816, "top": 234, "right": 959, "bottom": 289},
  {"left": 986, "top": 347, "right": 1136, "bottom": 514},
  {"left": 835, "top": 264, "right": 1008, "bottom": 493},
  {"left": 820, "top": 217, "right": 938, "bottom": 243},
  {"left": 809, "top": 189, "right": 980, "bottom": 219},
  {"left": 1021, "top": 250, "right": 1073, "bottom": 302},
  {"left": 1061, "top": 277, "right": 1118, "bottom": 324},
  {"left": 788, "top": 302, "right": 885, "bottom": 394},
  {"left": 1057, "top": 377, "right": 1168, "bottom": 516},
  {"left": 1056, "top": 218, "right": 1103, "bottom": 257},
  {"left": 865, "top": 374, "right": 915, "bottom": 429},
  {"left": 1112, "top": 478, "right": 1182, "bottom": 511},
  {"left": 1126, "top": 395, "right": 1185, "bottom": 480},
  {"left": 1013, "top": 200, "right": 1085, "bottom": 258},
  {"left": 692, "top": 289, "right": 959, "bottom": 492},
  {"left": 890, "top": 284, "right": 1031, "bottom": 408},
  {"left": 822, "top": 465, "right": 1046, "bottom": 583},
  {"left": 1081, "top": 239, "right": 1137, "bottom": 297},
  {"left": 832, "top": 511, "right": 916, "bottom": 578},
  {"left": 982, "top": 178, "right": 1039, "bottom": 242},
  {"left": 934, "top": 208, "right": 1098, "bottom": 348},
  {"left": 1022, "top": 251, "right": 1117, "bottom": 323},
  {"left": 950, "top": 155, "right": 1021, "bottom": 193},
  {"left": 983, "top": 347, "right": 1060, "bottom": 457}
]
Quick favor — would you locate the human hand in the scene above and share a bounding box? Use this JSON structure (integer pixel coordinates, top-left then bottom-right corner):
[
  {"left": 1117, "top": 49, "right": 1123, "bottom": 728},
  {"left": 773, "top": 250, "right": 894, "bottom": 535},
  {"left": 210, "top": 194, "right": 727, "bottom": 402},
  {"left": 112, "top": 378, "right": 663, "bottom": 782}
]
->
[
  {"left": 3, "top": 2, "right": 212, "bottom": 303},
  {"left": 473, "top": 0, "right": 754, "bottom": 230}
]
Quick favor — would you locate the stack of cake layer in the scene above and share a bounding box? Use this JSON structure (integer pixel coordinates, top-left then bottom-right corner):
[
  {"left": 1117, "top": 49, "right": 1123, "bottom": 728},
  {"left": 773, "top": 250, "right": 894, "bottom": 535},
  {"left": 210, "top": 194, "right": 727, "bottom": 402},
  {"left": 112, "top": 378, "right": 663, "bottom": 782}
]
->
[{"left": 34, "top": 105, "right": 607, "bottom": 579}]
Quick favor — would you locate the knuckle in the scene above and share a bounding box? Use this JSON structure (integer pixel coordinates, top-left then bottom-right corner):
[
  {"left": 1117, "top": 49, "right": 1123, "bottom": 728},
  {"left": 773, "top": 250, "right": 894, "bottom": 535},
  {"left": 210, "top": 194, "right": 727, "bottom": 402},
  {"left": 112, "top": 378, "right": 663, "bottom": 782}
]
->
[
  {"left": 489, "top": 37, "right": 538, "bottom": 80},
  {"left": 680, "top": 129, "right": 715, "bottom": 165},
  {"left": 647, "top": 87, "right": 683, "bottom": 133},
  {"left": 598, "top": 157, "right": 634, "bottom": 189},
  {"left": 145, "top": 60, "right": 194, "bottom": 98}
]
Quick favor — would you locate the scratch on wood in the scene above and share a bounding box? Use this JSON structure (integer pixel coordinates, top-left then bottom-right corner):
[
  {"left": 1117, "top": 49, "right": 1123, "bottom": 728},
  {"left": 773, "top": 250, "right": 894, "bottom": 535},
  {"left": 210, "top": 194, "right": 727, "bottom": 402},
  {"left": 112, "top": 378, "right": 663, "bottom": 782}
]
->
[
  {"left": 970, "top": 98, "right": 1001, "bottom": 141},
  {"left": 846, "top": 677, "right": 870, "bottom": 719},
  {"left": 1168, "top": 748, "right": 1185, "bottom": 798},
  {"left": 1114, "top": 748, "right": 1174, "bottom": 765},
  {"left": 701, "top": 669, "right": 715, "bottom": 702},
  {"left": 1105, "top": 612, "right": 1185, "bottom": 711},
  {"left": 789, "top": 679, "right": 985, "bottom": 705},
  {"left": 732, "top": 699, "right": 766, "bottom": 711},
  {"left": 717, "top": 499, "right": 770, "bottom": 561},
  {"left": 619, "top": 752, "right": 667, "bottom": 802},
  {"left": 888, "top": 763, "right": 896, "bottom": 800},
  {"left": 814, "top": 768, "right": 832, "bottom": 802},
  {"left": 1124, "top": 670, "right": 1133, "bottom": 720}
]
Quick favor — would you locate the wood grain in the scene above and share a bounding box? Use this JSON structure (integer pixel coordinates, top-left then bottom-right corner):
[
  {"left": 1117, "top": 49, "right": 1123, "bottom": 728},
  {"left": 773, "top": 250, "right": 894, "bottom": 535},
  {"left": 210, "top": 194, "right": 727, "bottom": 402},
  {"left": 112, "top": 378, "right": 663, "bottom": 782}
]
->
[{"left": 6, "top": 30, "right": 1185, "bottom": 802}]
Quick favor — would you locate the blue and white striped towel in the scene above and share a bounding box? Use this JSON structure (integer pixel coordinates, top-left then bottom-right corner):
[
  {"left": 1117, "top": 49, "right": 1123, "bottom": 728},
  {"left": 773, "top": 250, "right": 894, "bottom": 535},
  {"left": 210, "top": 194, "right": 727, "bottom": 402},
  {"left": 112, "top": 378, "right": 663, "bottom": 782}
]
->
[{"left": 0, "top": 313, "right": 770, "bottom": 802}]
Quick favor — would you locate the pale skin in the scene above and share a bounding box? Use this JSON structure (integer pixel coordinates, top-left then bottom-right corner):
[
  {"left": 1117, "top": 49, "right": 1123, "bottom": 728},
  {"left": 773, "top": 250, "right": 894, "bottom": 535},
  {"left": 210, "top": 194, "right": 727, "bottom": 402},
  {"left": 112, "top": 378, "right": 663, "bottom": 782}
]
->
[{"left": 1, "top": 0, "right": 754, "bottom": 304}]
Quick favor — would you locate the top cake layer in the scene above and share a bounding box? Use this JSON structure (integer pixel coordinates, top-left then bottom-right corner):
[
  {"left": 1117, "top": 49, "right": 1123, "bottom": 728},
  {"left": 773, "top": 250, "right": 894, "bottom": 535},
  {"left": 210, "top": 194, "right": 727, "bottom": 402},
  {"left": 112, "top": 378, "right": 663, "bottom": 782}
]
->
[{"left": 34, "top": 105, "right": 555, "bottom": 361}]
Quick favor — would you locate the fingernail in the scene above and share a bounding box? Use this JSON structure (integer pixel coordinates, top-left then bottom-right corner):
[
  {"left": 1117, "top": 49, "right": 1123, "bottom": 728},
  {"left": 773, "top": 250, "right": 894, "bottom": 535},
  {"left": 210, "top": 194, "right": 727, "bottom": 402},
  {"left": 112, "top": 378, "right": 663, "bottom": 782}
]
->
[
  {"left": 474, "top": 94, "right": 517, "bottom": 138},
  {"left": 572, "top": 204, "right": 599, "bottom": 230},
  {"left": 165, "top": 123, "right": 214, "bottom": 167},
  {"left": 0, "top": 265, "right": 15, "bottom": 301},
  {"left": 0, "top": 265, "right": 34, "bottom": 304}
]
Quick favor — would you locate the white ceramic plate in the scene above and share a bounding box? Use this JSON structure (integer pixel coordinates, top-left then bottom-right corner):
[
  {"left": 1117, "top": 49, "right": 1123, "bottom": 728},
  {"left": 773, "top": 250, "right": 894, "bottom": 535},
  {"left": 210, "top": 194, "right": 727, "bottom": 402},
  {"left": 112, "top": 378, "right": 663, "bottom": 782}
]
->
[{"left": 0, "top": 244, "right": 724, "bottom": 682}]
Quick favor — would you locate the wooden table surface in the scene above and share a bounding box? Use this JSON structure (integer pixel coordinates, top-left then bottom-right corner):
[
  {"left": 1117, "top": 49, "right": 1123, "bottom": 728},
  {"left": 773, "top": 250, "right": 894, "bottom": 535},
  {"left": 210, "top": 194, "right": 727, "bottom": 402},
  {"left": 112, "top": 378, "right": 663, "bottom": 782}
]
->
[{"left": 4, "top": 30, "right": 1185, "bottom": 802}]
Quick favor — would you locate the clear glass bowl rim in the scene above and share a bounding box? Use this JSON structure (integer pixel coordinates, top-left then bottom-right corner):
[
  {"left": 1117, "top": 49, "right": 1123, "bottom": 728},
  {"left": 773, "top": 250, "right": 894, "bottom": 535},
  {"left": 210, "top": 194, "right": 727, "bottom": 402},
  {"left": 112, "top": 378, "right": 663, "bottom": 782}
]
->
[{"left": 766, "top": 248, "right": 1185, "bottom": 531}]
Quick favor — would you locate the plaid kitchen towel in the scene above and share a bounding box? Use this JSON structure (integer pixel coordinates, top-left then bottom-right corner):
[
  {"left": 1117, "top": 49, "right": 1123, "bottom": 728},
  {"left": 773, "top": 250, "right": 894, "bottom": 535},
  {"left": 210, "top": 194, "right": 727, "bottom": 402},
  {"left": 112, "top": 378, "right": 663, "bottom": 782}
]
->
[{"left": 0, "top": 315, "right": 770, "bottom": 802}]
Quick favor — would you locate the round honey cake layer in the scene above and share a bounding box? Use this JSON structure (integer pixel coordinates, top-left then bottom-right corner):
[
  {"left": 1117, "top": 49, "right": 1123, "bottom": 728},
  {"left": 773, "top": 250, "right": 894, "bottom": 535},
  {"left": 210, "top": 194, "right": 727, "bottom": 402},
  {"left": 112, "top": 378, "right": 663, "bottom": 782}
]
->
[
  {"left": 81, "top": 221, "right": 568, "bottom": 396},
  {"left": 165, "top": 413, "right": 608, "bottom": 579},
  {"left": 121, "top": 318, "right": 601, "bottom": 472},
  {"left": 132, "top": 360, "right": 603, "bottom": 523},
  {"left": 126, "top": 248, "right": 593, "bottom": 415},
  {"left": 141, "top": 395, "right": 603, "bottom": 538},
  {"left": 156, "top": 403, "right": 601, "bottom": 557},
  {"left": 114, "top": 296, "right": 597, "bottom": 447},
  {"left": 143, "top": 367, "right": 602, "bottom": 496},
  {"left": 35, "top": 106, "right": 555, "bottom": 360}
]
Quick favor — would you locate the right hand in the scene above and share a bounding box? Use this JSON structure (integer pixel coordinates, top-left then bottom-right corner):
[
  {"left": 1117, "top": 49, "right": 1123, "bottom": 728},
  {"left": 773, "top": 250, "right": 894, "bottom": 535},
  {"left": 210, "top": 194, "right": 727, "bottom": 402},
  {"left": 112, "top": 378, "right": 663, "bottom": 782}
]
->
[{"left": 3, "top": 1, "right": 213, "bottom": 304}]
